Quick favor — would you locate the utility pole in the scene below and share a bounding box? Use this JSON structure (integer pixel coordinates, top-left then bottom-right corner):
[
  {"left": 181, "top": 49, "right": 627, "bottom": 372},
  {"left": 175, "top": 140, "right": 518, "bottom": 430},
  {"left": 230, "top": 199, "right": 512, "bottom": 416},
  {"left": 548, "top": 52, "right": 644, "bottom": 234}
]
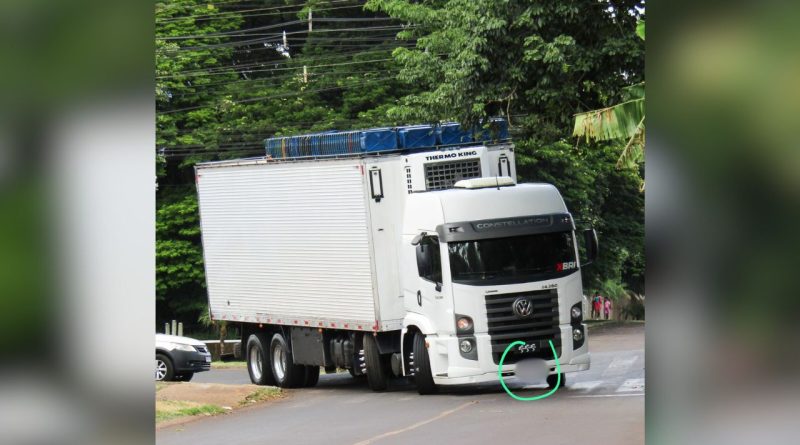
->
[
  {"left": 303, "top": 65, "right": 308, "bottom": 83},
  {"left": 283, "top": 30, "right": 287, "bottom": 47},
  {"left": 308, "top": 9, "right": 313, "bottom": 32}
]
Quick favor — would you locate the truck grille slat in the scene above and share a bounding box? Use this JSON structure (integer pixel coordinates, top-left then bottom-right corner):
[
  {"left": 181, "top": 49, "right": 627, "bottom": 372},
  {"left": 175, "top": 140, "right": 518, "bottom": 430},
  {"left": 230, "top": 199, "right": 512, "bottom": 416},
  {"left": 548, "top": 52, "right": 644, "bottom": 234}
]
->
[{"left": 485, "top": 290, "right": 561, "bottom": 364}]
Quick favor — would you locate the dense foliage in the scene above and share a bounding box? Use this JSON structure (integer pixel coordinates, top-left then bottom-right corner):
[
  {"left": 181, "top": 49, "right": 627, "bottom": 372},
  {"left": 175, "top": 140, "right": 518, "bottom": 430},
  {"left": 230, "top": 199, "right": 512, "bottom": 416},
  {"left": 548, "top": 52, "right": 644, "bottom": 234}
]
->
[{"left": 156, "top": 0, "right": 645, "bottom": 333}]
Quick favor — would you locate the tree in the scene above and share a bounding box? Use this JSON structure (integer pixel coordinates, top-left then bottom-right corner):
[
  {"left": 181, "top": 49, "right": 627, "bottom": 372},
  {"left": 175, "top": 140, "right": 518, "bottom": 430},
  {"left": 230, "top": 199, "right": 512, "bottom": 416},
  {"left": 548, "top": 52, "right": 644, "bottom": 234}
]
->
[
  {"left": 366, "top": 0, "right": 645, "bottom": 293},
  {"left": 573, "top": 20, "right": 645, "bottom": 168}
]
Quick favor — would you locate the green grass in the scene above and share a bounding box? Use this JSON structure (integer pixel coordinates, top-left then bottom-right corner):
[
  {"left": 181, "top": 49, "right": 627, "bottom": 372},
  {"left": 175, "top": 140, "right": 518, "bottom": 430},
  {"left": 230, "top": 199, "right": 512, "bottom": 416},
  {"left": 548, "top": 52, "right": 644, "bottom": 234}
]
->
[
  {"left": 240, "top": 387, "right": 283, "bottom": 406},
  {"left": 211, "top": 361, "right": 247, "bottom": 369},
  {"left": 156, "top": 400, "right": 227, "bottom": 423}
]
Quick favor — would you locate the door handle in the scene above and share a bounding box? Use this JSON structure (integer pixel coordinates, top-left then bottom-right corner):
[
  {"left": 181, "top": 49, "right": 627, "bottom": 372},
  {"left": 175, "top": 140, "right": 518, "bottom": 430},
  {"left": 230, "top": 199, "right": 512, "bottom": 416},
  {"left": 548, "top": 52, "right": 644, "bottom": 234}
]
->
[{"left": 416, "top": 290, "right": 422, "bottom": 307}]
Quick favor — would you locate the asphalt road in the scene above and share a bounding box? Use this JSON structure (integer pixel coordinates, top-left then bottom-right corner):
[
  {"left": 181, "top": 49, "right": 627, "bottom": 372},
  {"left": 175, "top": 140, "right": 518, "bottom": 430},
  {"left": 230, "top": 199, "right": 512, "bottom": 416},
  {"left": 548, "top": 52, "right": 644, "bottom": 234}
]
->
[{"left": 158, "top": 323, "right": 644, "bottom": 445}]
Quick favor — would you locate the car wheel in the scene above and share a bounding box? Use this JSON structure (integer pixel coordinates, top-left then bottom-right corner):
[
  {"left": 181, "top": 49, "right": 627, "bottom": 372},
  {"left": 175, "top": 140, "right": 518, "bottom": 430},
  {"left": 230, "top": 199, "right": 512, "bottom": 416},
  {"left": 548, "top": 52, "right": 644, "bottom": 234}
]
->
[
  {"left": 246, "top": 333, "right": 276, "bottom": 386},
  {"left": 412, "top": 333, "right": 437, "bottom": 395},
  {"left": 155, "top": 353, "right": 174, "bottom": 381},
  {"left": 269, "top": 333, "right": 306, "bottom": 388},
  {"left": 363, "top": 334, "right": 389, "bottom": 392}
]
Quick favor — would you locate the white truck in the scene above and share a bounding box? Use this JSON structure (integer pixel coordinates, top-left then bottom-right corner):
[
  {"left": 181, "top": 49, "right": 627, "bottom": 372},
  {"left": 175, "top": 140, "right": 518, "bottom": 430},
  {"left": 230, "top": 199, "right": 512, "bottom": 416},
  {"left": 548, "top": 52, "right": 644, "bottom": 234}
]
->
[{"left": 195, "top": 124, "right": 596, "bottom": 394}]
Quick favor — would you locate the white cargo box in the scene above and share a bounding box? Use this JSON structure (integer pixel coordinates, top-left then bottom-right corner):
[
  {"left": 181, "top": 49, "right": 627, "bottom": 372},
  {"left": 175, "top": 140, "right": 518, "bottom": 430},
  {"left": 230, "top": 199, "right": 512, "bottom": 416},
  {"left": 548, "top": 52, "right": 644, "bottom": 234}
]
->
[{"left": 196, "top": 144, "right": 515, "bottom": 332}]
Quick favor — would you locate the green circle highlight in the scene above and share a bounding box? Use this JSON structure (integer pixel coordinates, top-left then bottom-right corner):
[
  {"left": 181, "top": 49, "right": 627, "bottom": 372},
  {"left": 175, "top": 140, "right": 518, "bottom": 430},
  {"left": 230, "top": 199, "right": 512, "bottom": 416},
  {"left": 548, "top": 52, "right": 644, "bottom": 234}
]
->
[{"left": 497, "top": 339, "right": 561, "bottom": 401}]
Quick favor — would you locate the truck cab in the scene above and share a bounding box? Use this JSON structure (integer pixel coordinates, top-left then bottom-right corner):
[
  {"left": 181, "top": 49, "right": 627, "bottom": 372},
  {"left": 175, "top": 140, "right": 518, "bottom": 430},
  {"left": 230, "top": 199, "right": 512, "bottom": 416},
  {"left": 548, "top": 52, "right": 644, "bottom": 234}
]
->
[{"left": 400, "top": 179, "right": 595, "bottom": 389}]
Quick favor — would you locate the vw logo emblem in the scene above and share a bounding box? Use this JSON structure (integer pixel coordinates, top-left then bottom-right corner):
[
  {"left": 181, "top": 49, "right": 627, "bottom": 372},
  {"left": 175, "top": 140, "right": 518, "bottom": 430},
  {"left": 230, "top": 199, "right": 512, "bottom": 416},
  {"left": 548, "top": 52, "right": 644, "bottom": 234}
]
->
[{"left": 512, "top": 297, "right": 534, "bottom": 319}]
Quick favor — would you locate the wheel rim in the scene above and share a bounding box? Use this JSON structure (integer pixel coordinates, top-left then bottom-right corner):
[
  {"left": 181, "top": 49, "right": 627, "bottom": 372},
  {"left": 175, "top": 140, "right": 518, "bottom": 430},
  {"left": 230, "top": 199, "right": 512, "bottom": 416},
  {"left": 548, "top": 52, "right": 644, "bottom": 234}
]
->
[
  {"left": 272, "top": 342, "right": 287, "bottom": 381},
  {"left": 155, "top": 359, "right": 167, "bottom": 381},
  {"left": 249, "top": 345, "right": 263, "bottom": 380}
]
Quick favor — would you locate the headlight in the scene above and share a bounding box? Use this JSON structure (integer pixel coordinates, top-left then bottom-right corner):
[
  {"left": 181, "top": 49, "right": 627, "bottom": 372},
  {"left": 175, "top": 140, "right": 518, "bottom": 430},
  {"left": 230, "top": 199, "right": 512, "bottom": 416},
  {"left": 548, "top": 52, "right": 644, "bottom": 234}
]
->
[
  {"left": 459, "top": 339, "right": 473, "bottom": 353},
  {"left": 456, "top": 316, "right": 473, "bottom": 333},
  {"left": 571, "top": 306, "right": 582, "bottom": 320},
  {"left": 164, "top": 342, "right": 195, "bottom": 352},
  {"left": 573, "top": 328, "right": 584, "bottom": 343}
]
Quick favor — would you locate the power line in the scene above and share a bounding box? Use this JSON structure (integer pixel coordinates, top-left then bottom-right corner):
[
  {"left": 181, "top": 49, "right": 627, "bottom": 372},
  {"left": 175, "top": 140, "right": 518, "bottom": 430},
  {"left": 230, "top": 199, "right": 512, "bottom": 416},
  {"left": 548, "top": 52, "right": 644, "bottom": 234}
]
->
[
  {"left": 158, "top": 75, "right": 398, "bottom": 114},
  {"left": 157, "top": 56, "right": 394, "bottom": 79},
  {"left": 157, "top": 1, "right": 361, "bottom": 23},
  {"left": 159, "top": 47, "right": 400, "bottom": 77},
  {"left": 158, "top": 25, "right": 416, "bottom": 52},
  {"left": 164, "top": 69, "right": 398, "bottom": 97}
]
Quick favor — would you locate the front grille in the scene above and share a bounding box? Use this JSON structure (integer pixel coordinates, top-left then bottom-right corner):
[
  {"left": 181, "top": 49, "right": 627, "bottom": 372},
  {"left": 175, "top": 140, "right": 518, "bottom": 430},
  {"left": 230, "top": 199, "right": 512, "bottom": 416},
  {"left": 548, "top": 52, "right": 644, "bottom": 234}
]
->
[
  {"left": 485, "top": 289, "right": 561, "bottom": 364},
  {"left": 193, "top": 345, "right": 209, "bottom": 354},
  {"left": 424, "top": 159, "right": 481, "bottom": 190}
]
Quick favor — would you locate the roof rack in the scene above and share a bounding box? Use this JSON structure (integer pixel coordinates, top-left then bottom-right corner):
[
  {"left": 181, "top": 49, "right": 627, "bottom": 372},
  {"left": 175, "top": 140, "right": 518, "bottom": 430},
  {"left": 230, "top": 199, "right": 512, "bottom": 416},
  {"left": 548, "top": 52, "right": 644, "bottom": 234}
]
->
[{"left": 264, "top": 118, "right": 509, "bottom": 160}]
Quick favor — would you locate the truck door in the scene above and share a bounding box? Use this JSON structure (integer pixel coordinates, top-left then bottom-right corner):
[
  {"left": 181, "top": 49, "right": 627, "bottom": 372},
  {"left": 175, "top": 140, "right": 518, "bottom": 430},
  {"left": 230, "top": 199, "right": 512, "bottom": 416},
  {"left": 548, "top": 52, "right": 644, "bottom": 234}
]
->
[{"left": 407, "top": 235, "right": 452, "bottom": 332}]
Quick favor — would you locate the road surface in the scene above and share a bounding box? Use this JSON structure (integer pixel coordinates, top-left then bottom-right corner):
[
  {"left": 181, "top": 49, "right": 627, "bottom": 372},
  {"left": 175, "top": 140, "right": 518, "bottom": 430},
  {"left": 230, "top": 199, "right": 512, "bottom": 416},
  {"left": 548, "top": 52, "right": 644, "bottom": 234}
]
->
[{"left": 158, "top": 323, "right": 644, "bottom": 445}]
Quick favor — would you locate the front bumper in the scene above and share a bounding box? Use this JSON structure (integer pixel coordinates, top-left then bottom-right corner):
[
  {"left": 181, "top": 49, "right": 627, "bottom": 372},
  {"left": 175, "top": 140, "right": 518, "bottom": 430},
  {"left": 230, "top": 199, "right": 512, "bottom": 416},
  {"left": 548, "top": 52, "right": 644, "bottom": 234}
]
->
[
  {"left": 426, "top": 324, "right": 590, "bottom": 385},
  {"left": 170, "top": 349, "right": 212, "bottom": 373}
]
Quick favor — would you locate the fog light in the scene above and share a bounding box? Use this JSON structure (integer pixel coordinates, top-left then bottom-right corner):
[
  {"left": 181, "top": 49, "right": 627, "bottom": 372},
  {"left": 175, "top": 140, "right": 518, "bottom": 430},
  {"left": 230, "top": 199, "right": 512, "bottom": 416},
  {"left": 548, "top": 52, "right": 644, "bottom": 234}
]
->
[
  {"left": 456, "top": 317, "right": 473, "bottom": 332},
  {"left": 571, "top": 306, "right": 582, "bottom": 320},
  {"left": 573, "top": 328, "right": 584, "bottom": 342},
  {"left": 459, "top": 339, "right": 473, "bottom": 353}
]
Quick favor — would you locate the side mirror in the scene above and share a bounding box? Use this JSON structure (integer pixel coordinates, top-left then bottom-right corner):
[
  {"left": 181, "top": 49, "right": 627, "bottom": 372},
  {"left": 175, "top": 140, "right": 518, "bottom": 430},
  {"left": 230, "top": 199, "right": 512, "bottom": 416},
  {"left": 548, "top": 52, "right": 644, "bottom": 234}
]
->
[
  {"left": 582, "top": 229, "right": 599, "bottom": 266},
  {"left": 416, "top": 241, "right": 432, "bottom": 277},
  {"left": 435, "top": 282, "right": 442, "bottom": 292}
]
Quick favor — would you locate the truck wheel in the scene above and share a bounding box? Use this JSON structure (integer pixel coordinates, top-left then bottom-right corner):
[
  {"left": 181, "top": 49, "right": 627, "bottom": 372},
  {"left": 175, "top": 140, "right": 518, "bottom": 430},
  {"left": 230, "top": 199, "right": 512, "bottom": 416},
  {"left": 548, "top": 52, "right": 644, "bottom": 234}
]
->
[
  {"left": 269, "top": 333, "right": 306, "bottom": 388},
  {"left": 303, "top": 366, "right": 320, "bottom": 387},
  {"left": 246, "top": 333, "right": 276, "bottom": 386},
  {"left": 155, "top": 353, "right": 175, "bottom": 381},
  {"left": 547, "top": 373, "right": 565, "bottom": 389},
  {"left": 363, "top": 334, "right": 389, "bottom": 391},
  {"left": 412, "top": 333, "right": 437, "bottom": 394}
]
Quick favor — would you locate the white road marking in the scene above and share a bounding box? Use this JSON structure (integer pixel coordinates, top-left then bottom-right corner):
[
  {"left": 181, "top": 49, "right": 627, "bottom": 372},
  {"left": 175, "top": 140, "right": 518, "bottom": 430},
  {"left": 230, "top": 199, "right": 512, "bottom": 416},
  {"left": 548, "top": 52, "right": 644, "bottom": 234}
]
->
[
  {"left": 352, "top": 401, "right": 477, "bottom": 445},
  {"left": 570, "top": 393, "right": 644, "bottom": 398},
  {"left": 569, "top": 380, "right": 602, "bottom": 392},
  {"left": 601, "top": 356, "right": 638, "bottom": 377},
  {"left": 616, "top": 378, "right": 645, "bottom": 392}
]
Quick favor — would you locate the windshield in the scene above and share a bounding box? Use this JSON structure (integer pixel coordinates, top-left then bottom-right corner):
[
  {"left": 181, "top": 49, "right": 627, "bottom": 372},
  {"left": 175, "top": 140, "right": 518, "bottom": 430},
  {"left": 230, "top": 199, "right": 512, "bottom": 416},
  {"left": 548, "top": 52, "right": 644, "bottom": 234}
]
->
[{"left": 448, "top": 231, "right": 577, "bottom": 284}]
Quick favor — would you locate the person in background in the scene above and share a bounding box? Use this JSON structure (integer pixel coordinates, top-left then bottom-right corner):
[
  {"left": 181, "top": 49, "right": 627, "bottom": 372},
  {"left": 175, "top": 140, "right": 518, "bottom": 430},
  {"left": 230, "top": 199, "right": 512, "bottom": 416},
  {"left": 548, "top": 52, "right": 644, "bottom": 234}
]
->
[
  {"left": 604, "top": 297, "right": 612, "bottom": 320},
  {"left": 592, "top": 292, "right": 601, "bottom": 319}
]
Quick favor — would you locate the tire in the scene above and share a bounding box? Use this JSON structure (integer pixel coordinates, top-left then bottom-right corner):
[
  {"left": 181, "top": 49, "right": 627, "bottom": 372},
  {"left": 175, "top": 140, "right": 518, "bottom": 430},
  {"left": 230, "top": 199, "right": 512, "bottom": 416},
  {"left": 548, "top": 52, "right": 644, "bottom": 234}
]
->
[
  {"left": 174, "top": 372, "right": 194, "bottom": 382},
  {"left": 363, "top": 334, "right": 389, "bottom": 392},
  {"left": 269, "top": 332, "right": 306, "bottom": 388},
  {"left": 412, "top": 333, "right": 437, "bottom": 395},
  {"left": 547, "top": 373, "right": 566, "bottom": 389},
  {"left": 303, "top": 366, "right": 320, "bottom": 387},
  {"left": 155, "top": 353, "right": 175, "bottom": 382},
  {"left": 246, "top": 333, "right": 276, "bottom": 386}
]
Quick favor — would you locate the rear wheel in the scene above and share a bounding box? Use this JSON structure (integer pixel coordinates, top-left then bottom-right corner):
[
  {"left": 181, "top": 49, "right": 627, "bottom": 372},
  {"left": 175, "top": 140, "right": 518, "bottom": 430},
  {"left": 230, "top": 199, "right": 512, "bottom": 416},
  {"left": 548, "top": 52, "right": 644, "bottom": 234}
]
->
[
  {"left": 246, "top": 333, "right": 276, "bottom": 386},
  {"left": 269, "top": 333, "right": 306, "bottom": 388},
  {"left": 363, "top": 334, "right": 389, "bottom": 392},
  {"left": 412, "top": 333, "right": 437, "bottom": 395}
]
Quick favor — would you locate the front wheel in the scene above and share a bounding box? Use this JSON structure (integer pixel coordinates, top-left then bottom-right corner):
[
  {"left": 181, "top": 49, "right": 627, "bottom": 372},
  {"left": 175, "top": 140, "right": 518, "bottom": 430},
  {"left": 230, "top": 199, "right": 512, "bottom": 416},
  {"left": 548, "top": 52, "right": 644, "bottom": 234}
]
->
[
  {"left": 412, "top": 333, "right": 437, "bottom": 394},
  {"left": 155, "top": 353, "right": 174, "bottom": 381},
  {"left": 547, "top": 373, "right": 566, "bottom": 389}
]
